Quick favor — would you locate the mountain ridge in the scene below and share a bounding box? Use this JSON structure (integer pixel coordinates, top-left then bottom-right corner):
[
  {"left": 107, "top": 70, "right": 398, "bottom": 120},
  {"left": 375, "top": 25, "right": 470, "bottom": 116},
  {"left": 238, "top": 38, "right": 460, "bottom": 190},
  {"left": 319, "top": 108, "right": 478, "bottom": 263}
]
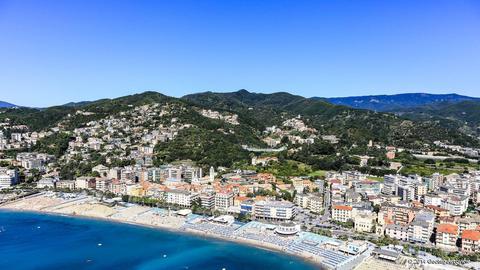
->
[
  {"left": 319, "top": 93, "right": 479, "bottom": 112},
  {"left": 0, "top": 100, "right": 17, "bottom": 108},
  {"left": 1, "top": 90, "right": 479, "bottom": 149},
  {"left": 1, "top": 89, "right": 479, "bottom": 171}
]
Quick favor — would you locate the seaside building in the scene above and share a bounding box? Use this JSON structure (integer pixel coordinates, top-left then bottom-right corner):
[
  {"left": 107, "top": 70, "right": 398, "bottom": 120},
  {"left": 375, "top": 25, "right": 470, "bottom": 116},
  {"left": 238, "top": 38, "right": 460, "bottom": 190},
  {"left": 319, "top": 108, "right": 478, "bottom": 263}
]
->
[
  {"left": 165, "top": 189, "right": 198, "bottom": 207},
  {"left": 37, "top": 178, "right": 56, "bottom": 189},
  {"left": 75, "top": 177, "right": 96, "bottom": 190},
  {"left": 379, "top": 204, "right": 415, "bottom": 226},
  {"left": 240, "top": 199, "right": 255, "bottom": 215},
  {"left": 199, "top": 192, "right": 215, "bottom": 209},
  {"left": 111, "top": 180, "right": 127, "bottom": 195},
  {"left": 215, "top": 192, "right": 234, "bottom": 211},
  {"left": 56, "top": 180, "right": 76, "bottom": 190},
  {"left": 95, "top": 178, "right": 112, "bottom": 192},
  {"left": 0, "top": 168, "right": 18, "bottom": 189},
  {"left": 275, "top": 222, "right": 300, "bottom": 236},
  {"left": 253, "top": 201, "right": 296, "bottom": 221}
]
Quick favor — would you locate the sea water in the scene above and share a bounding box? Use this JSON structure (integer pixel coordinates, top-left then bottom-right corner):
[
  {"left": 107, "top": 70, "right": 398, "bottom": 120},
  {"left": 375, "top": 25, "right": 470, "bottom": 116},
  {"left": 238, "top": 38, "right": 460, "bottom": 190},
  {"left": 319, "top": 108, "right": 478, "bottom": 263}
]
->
[{"left": 0, "top": 210, "right": 319, "bottom": 270}]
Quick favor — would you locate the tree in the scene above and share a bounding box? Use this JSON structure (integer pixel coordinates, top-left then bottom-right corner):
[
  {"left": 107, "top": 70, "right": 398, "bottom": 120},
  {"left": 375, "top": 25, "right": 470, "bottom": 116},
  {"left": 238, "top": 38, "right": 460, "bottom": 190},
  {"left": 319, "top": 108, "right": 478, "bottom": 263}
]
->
[{"left": 424, "top": 159, "right": 435, "bottom": 164}]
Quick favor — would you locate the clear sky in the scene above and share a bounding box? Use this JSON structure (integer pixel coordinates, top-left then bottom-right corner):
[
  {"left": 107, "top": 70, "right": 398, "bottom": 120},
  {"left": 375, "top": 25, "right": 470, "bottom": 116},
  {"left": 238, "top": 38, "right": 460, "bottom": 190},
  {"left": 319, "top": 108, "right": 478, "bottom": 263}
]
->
[{"left": 1, "top": 0, "right": 480, "bottom": 107}]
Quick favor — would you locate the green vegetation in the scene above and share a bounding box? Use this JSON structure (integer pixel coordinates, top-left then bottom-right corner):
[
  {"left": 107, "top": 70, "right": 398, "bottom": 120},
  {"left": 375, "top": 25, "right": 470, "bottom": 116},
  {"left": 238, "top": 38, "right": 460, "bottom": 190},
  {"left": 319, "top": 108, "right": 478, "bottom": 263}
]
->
[
  {"left": 154, "top": 128, "right": 250, "bottom": 168},
  {"left": 413, "top": 246, "right": 480, "bottom": 262},
  {"left": 258, "top": 160, "right": 312, "bottom": 178},
  {"left": 368, "top": 176, "right": 384, "bottom": 182},
  {"left": 332, "top": 220, "right": 354, "bottom": 229},
  {"left": 399, "top": 164, "right": 462, "bottom": 176},
  {"left": 32, "top": 132, "right": 72, "bottom": 157},
  {"left": 312, "top": 228, "right": 332, "bottom": 237},
  {"left": 398, "top": 99, "right": 480, "bottom": 136},
  {"left": 393, "top": 151, "right": 477, "bottom": 176},
  {"left": 309, "top": 169, "right": 328, "bottom": 178},
  {"left": 370, "top": 236, "right": 399, "bottom": 246},
  {"left": 2, "top": 90, "right": 480, "bottom": 170},
  {"left": 0, "top": 107, "right": 74, "bottom": 131},
  {"left": 184, "top": 90, "right": 480, "bottom": 148}
]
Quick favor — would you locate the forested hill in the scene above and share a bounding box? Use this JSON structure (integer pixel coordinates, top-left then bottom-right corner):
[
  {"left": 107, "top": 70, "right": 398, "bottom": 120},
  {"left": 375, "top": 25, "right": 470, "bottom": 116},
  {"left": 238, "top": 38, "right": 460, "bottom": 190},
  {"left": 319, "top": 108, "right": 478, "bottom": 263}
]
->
[
  {"left": 1, "top": 90, "right": 479, "bottom": 152},
  {"left": 183, "top": 90, "right": 480, "bottom": 148},
  {"left": 394, "top": 100, "right": 480, "bottom": 136}
]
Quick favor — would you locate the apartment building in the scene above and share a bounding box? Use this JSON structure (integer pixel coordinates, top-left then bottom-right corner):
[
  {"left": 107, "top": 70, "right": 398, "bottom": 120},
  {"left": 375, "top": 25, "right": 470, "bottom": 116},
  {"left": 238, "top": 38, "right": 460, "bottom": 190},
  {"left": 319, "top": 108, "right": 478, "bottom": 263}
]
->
[
  {"left": 436, "top": 223, "right": 459, "bottom": 251},
  {"left": 332, "top": 205, "right": 353, "bottom": 223},
  {"left": 461, "top": 230, "right": 480, "bottom": 253}
]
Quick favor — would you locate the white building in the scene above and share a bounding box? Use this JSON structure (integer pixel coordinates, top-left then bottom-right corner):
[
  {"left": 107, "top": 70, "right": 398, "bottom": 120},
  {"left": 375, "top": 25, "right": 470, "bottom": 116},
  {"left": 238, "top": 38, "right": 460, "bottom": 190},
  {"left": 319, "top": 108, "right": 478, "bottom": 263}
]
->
[
  {"left": 408, "top": 211, "right": 435, "bottom": 244},
  {"left": 199, "top": 192, "right": 215, "bottom": 209},
  {"left": 385, "top": 224, "right": 409, "bottom": 241},
  {"left": 308, "top": 196, "right": 324, "bottom": 213},
  {"left": 37, "top": 178, "right": 56, "bottom": 189},
  {"left": 0, "top": 168, "right": 18, "bottom": 189},
  {"left": 95, "top": 178, "right": 112, "bottom": 192},
  {"left": 215, "top": 192, "right": 234, "bottom": 210},
  {"left": 424, "top": 194, "right": 443, "bottom": 206},
  {"left": 332, "top": 205, "right": 353, "bottom": 223},
  {"left": 354, "top": 213, "right": 376, "bottom": 233},
  {"left": 441, "top": 195, "right": 468, "bottom": 216},
  {"left": 56, "top": 180, "right": 76, "bottom": 190},
  {"left": 253, "top": 201, "right": 296, "bottom": 220},
  {"left": 75, "top": 177, "right": 96, "bottom": 189},
  {"left": 165, "top": 189, "right": 198, "bottom": 207},
  {"left": 294, "top": 194, "right": 310, "bottom": 208}
]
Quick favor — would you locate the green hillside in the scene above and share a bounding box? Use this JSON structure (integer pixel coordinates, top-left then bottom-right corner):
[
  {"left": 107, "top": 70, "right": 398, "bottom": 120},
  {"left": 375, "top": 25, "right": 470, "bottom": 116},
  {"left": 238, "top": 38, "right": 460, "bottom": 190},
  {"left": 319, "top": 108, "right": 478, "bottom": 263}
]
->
[{"left": 1, "top": 90, "right": 479, "bottom": 171}]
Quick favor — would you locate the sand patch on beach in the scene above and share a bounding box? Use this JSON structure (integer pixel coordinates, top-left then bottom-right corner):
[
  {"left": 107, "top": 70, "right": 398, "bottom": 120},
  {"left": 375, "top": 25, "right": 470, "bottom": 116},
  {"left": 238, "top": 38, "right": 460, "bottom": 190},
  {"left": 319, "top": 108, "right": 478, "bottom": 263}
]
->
[{"left": 54, "top": 203, "right": 117, "bottom": 218}]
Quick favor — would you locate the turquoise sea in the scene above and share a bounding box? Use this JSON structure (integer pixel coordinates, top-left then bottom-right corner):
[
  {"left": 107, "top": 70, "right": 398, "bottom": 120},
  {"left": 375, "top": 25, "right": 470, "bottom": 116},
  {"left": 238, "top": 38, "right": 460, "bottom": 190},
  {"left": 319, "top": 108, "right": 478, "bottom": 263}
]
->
[{"left": 0, "top": 210, "right": 319, "bottom": 270}]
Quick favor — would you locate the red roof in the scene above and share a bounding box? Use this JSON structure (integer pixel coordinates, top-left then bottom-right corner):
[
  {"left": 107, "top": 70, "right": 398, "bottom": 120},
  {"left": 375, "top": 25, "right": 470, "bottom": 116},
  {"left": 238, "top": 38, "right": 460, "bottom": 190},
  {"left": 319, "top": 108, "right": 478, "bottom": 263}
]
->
[
  {"left": 462, "top": 230, "right": 480, "bottom": 241},
  {"left": 437, "top": 223, "right": 458, "bottom": 235},
  {"left": 333, "top": 205, "right": 352, "bottom": 211}
]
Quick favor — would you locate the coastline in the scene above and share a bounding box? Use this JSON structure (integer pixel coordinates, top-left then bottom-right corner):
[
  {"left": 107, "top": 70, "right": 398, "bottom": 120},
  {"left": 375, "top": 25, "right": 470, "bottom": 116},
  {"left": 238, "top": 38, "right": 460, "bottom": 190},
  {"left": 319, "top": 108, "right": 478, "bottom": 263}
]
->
[{"left": 0, "top": 207, "right": 323, "bottom": 268}]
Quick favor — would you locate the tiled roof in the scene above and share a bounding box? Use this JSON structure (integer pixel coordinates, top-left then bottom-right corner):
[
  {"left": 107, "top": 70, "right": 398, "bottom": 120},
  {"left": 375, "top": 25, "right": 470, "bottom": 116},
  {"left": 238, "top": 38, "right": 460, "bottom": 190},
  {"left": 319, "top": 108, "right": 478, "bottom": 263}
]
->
[
  {"left": 333, "top": 205, "right": 353, "bottom": 211},
  {"left": 462, "top": 230, "right": 480, "bottom": 241},
  {"left": 437, "top": 223, "right": 458, "bottom": 235}
]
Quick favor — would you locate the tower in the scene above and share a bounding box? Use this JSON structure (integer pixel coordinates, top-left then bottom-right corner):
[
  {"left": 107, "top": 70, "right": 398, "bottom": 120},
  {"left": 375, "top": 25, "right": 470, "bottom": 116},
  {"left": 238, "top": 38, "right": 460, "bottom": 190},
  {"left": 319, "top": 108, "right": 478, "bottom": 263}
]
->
[{"left": 209, "top": 166, "right": 215, "bottom": 182}]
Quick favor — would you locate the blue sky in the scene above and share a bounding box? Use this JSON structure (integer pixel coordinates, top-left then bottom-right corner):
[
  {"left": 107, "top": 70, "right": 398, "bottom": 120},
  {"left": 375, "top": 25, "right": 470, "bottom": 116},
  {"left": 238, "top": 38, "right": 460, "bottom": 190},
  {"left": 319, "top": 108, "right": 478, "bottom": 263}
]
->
[{"left": 1, "top": 0, "right": 480, "bottom": 107}]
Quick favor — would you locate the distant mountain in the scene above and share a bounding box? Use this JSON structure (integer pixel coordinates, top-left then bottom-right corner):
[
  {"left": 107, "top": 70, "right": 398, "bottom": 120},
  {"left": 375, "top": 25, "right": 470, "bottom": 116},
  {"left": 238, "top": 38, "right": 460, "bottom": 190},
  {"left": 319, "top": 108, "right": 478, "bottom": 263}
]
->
[
  {"left": 395, "top": 100, "right": 480, "bottom": 135},
  {"left": 62, "top": 101, "right": 93, "bottom": 107},
  {"left": 319, "top": 93, "right": 479, "bottom": 112},
  {"left": 0, "top": 100, "right": 17, "bottom": 108}
]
